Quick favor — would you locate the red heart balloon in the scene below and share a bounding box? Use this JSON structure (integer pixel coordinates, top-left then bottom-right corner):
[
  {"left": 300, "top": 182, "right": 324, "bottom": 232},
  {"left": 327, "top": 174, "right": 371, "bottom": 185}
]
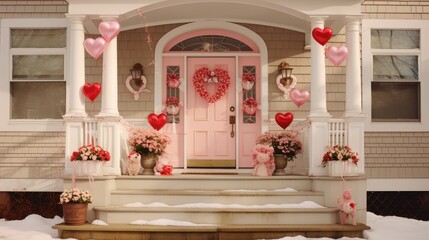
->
[
  {"left": 148, "top": 113, "right": 167, "bottom": 131},
  {"left": 82, "top": 82, "right": 101, "bottom": 102},
  {"left": 312, "top": 27, "right": 332, "bottom": 46},
  {"left": 275, "top": 112, "right": 294, "bottom": 129}
]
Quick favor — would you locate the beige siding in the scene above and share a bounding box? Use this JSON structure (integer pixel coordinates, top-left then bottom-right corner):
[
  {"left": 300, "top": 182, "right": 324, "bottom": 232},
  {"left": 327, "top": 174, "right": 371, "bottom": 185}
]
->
[
  {"left": 0, "top": 0, "right": 67, "bottom": 18},
  {"left": 0, "top": 132, "right": 65, "bottom": 179}
]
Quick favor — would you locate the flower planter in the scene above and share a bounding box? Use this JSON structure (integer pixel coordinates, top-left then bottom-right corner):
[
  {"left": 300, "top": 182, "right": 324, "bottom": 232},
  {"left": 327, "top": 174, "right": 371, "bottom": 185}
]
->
[
  {"left": 328, "top": 161, "right": 358, "bottom": 177},
  {"left": 75, "top": 161, "right": 103, "bottom": 176},
  {"left": 241, "top": 80, "right": 254, "bottom": 91},
  {"left": 243, "top": 105, "right": 257, "bottom": 115},
  {"left": 62, "top": 203, "right": 88, "bottom": 225},
  {"left": 273, "top": 154, "right": 288, "bottom": 176},
  {"left": 141, "top": 156, "right": 157, "bottom": 175}
]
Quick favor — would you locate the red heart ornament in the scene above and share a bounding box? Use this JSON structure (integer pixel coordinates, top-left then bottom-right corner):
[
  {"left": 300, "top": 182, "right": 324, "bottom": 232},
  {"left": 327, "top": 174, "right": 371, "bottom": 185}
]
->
[
  {"left": 275, "top": 112, "right": 294, "bottom": 129},
  {"left": 82, "top": 82, "right": 101, "bottom": 102},
  {"left": 312, "top": 27, "right": 332, "bottom": 46},
  {"left": 148, "top": 113, "right": 167, "bottom": 131}
]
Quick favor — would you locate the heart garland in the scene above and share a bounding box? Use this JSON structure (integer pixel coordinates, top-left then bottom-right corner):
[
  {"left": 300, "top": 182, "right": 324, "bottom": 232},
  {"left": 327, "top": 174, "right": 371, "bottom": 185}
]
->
[
  {"left": 82, "top": 82, "right": 101, "bottom": 102},
  {"left": 148, "top": 113, "right": 167, "bottom": 131},
  {"left": 193, "top": 67, "right": 231, "bottom": 103},
  {"left": 312, "top": 27, "right": 332, "bottom": 46},
  {"left": 275, "top": 112, "right": 294, "bottom": 129}
]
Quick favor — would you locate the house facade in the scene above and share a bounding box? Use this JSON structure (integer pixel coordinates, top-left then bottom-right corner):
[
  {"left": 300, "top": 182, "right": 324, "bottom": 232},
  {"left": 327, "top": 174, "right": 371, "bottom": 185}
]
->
[{"left": 0, "top": 0, "right": 427, "bottom": 206}]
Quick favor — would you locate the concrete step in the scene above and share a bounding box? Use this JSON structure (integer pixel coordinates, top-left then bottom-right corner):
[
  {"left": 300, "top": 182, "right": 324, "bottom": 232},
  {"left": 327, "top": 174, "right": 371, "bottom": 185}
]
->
[
  {"left": 93, "top": 205, "right": 339, "bottom": 225},
  {"left": 115, "top": 174, "right": 313, "bottom": 191},
  {"left": 110, "top": 189, "right": 325, "bottom": 205},
  {"left": 54, "top": 223, "right": 370, "bottom": 240}
]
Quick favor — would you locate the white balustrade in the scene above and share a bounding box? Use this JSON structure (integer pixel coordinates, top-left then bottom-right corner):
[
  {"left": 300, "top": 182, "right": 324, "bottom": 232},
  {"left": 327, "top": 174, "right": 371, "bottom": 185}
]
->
[{"left": 328, "top": 119, "right": 348, "bottom": 146}]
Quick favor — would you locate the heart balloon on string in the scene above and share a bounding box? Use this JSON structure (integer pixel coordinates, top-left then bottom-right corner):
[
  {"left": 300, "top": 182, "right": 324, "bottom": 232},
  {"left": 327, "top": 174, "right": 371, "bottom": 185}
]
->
[
  {"left": 148, "top": 113, "right": 167, "bottom": 131},
  {"left": 98, "top": 21, "right": 121, "bottom": 43},
  {"left": 325, "top": 46, "right": 348, "bottom": 66},
  {"left": 275, "top": 112, "right": 294, "bottom": 129},
  {"left": 82, "top": 82, "right": 101, "bottom": 102},
  {"left": 290, "top": 88, "right": 310, "bottom": 107},
  {"left": 83, "top": 37, "right": 107, "bottom": 59},
  {"left": 312, "top": 27, "right": 332, "bottom": 46}
]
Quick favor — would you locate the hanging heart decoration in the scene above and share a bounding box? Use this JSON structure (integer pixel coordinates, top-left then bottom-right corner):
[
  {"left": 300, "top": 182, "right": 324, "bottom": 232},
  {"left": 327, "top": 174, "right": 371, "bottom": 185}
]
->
[
  {"left": 312, "top": 27, "right": 332, "bottom": 46},
  {"left": 193, "top": 67, "right": 231, "bottom": 103},
  {"left": 98, "top": 21, "right": 121, "bottom": 43},
  {"left": 325, "top": 46, "right": 348, "bottom": 66},
  {"left": 125, "top": 75, "right": 150, "bottom": 100},
  {"left": 83, "top": 37, "right": 107, "bottom": 59},
  {"left": 148, "top": 113, "right": 167, "bottom": 131},
  {"left": 275, "top": 112, "right": 294, "bottom": 129},
  {"left": 290, "top": 88, "right": 310, "bottom": 107},
  {"left": 82, "top": 82, "right": 101, "bottom": 102}
]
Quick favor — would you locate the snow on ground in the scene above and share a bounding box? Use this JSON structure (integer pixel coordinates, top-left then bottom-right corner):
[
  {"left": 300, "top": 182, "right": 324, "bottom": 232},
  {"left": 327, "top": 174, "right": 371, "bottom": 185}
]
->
[
  {"left": 123, "top": 201, "right": 324, "bottom": 208},
  {"left": 223, "top": 187, "right": 298, "bottom": 192},
  {"left": 1, "top": 212, "right": 429, "bottom": 240},
  {"left": 130, "top": 219, "right": 216, "bottom": 226}
]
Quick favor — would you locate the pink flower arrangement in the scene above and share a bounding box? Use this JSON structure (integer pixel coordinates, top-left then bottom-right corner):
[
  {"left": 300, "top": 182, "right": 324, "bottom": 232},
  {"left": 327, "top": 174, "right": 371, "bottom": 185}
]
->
[
  {"left": 256, "top": 131, "right": 302, "bottom": 161},
  {"left": 128, "top": 128, "right": 171, "bottom": 157},
  {"left": 242, "top": 72, "right": 256, "bottom": 83},
  {"left": 322, "top": 145, "right": 359, "bottom": 167},
  {"left": 70, "top": 144, "right": 111, "bottom": 161},
  {"left": 59, "top": 188, "right": 92, "bottom": 204}
]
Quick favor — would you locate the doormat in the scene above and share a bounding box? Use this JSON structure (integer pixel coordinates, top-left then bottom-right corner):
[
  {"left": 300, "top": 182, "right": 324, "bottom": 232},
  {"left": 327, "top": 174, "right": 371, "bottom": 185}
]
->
[{"left": 181, "top": 172, "right": 239, "bottom": 175}]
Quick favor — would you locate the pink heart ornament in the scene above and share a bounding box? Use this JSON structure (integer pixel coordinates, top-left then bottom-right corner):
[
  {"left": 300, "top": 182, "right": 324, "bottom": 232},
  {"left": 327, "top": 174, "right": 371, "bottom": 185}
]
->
[
  {"left": 99, "top": 21, "right": 121, "bottom": 42},
  {"left": 84, "top": 37, "right": 107, "bottom": 59},
  {"left": 325, "top": 46, "right": 348, "bottom": 66},
  {"left": 290, "top": 88, "right": 310, "bottom": 107}
]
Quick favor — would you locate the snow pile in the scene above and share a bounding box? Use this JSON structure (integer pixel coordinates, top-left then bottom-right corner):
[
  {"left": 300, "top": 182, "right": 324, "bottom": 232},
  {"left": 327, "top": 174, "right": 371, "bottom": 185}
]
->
[
  {"left": 123, "top": 201, "right": 325, "bottom": 209},
  {"left": 91, "top": 220, "right": 108, "bottom": 225},
  {"left": 223, "top": 187, "right": 298, "bottom": 192},
  {"left": 130, "top": 219, "right": 216, "bottom": 226}
]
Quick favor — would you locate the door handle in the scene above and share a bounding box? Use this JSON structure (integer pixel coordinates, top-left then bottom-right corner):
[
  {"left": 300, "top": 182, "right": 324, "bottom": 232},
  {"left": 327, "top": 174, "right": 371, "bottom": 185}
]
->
[{"left": 229, "top": 115, "right": 235, "bottom": 138}]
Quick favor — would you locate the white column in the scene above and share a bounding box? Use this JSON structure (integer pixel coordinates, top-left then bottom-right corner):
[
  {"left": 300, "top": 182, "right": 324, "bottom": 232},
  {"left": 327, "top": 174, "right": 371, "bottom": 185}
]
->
[
  {"left": 345, "top": 17, "right": 364, "bottom": 117},
  {"left": 309, "top": 16, "right": 330, "bottom": 118},
  {"left": 97, "top": 16, "right": 119, "bottom": 117},
  {"left": 64, "top": 15, "right": 87, "bottom": 117}
]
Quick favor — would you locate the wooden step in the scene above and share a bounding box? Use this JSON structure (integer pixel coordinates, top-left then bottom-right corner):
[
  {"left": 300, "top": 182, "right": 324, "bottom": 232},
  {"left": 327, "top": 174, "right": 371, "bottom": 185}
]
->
[
  {"left": 93, "top": 205, "right": 339, "bottom": 225},
  {"left": 53, "top": 222, "right": 370, "bottom": 240},
  {"left": 110, "top": 189, "right": 325, "bottom": 205},
  {"left": 115, "top": 174, "right": 313, "bottom": 191}
]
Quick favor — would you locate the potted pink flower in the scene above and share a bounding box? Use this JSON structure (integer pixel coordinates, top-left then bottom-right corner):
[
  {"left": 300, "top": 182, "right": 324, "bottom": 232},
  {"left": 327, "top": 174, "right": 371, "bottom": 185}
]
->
[
  {"left": 322, "top": 145, "right": 359, "bottom": 176},
  {"left": 70, "top": 144, "right": 110, "bottom": 176},
  {"left": 59, "top": 188, "right": 92, "bottom": 225}
]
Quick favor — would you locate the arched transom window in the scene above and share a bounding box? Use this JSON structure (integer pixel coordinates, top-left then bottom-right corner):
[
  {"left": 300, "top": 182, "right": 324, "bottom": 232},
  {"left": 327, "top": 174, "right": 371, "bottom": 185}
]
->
[{"left": 169, "top": 35, "right": 253, "bottom": 52}]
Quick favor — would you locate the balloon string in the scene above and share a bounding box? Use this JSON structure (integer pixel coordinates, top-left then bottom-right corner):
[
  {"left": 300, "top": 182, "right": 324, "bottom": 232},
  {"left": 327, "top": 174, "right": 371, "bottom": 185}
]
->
[{"left": 137, "top": 8, "right": 155, "bottom": 67}]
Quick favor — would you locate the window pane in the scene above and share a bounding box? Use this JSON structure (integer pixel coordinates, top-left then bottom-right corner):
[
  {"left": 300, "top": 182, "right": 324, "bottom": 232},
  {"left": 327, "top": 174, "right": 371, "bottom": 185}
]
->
[
  {"left": 13, "top": 55, "right": 64, "bottom": 80},
  {"left": 371, "top": 82, "right": 420, "bottom": 121},
  {"left": 373, "top": 55, "right": 418, "bottom": 80},
  {"left": 371, "top": 30, "right": 419, "bottom": 49},
  {"left": 170, "top": 35, "right": 253, "bottom": 52},
  {"left": 11, "top": 82, "right": 66, "bottom": 119},
  {"left": 11, "top": 29, "right": 66, "bottom": 48}
]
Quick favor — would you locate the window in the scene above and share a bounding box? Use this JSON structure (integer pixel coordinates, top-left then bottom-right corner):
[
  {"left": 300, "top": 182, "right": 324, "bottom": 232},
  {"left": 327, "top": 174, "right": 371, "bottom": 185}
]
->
[
  {"left": 0, "top": 19, "right": 67, "bottom": 131},
  {"left": 170, "top": 35, "right": 253, "bottom": 52},
  {"left": 362, "top": 20, "right": 429, "bottom": 131}
]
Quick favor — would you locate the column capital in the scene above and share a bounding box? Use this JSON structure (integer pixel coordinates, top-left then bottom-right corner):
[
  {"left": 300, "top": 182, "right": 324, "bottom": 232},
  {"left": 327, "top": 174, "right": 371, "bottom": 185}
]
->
[
  {"left": 309, "top": 15, "right": 329, "bottom": 21},
  {"left": 65, "top": 14, "right": 87, "bottom": 21},
  {"left": 99, "top": 15, "right": 119, "bottom": 21},
  {"left": 345, "top": 15, "right": 365, "bottom": 21}
]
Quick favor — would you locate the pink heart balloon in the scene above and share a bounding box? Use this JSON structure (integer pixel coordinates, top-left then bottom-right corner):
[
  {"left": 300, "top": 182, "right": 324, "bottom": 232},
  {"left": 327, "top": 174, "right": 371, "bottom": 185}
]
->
[
  {"left": 84, "top": 37, "right": 107, "bottom": 59},
  {"left": 290, "top": 88, "right": 310, "bottom": 107},
  {"left": 325, "top": 46, "right": 348, "bottom": 66},
  {"left": 99, "top": 21, "right": 121, "bottom": 42}
]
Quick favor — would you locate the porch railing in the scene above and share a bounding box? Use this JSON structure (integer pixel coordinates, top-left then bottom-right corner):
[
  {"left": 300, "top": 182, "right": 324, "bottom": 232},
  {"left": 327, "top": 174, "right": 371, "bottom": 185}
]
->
[
  {"left": 83, "top": 118, "right": 98, "bottom": 146},
  {"left": 328, "top": 119, "right": 348, "bottom": 146}
]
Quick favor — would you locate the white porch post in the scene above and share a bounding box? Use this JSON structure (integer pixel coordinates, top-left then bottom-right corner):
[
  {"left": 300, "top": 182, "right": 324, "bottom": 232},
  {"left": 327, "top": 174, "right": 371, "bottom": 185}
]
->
[
  {"left": 63, "top": 15, "right": 87, "bottom": 175},
  {"left": 95, "top": 16, "right": 122, "bottom": 175},
  {"left": 307, "top": 16, "right": 331, "bottom": 176},
  {"left": 345, "top": 16, "right": 366, "bottom": 175}
]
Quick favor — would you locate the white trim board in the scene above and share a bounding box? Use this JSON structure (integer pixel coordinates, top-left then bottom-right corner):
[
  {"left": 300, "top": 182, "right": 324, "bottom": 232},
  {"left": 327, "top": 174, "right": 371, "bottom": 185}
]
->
[{"left": 367, "top": 179, "right": 429, "bottom": 192}]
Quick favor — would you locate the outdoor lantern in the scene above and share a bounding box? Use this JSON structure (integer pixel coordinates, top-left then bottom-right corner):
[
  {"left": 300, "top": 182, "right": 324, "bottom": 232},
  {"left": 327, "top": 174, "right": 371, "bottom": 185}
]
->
[
  {"left": 277, "top": 62, "right": 293, "bottom": 86},
  {"left": 130, "top": 63, "right": 144, "bottom": 85}
]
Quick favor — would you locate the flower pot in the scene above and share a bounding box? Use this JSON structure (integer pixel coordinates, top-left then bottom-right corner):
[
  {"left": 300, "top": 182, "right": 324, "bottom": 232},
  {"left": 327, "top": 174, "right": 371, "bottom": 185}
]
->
[
  {"left": 273, "top": 154, "right": 288, "bottom": 176},
  {"left": 62, "top": 203, "right": 88, "bottom": 225},
  {"left": 242, "top": 80, "right": 254, "bottom": 91},
  {"left": 141, "top": 156, "right": 157, "bottom": 175},
  {"left": 166, "top": 105, "right": 180, "bottom": 115},
  {"left": 328, "top": 161, "right": 358, "bottom": 177},
  {"left": 75, "top": 161, "right": 103, "bottom": 176}
]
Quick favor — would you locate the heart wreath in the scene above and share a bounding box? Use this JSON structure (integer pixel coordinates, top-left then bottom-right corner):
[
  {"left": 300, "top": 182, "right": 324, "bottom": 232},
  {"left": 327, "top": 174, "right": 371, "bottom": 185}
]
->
[{"left": 193, "top": 67, "right": 231, "bottom": 103}]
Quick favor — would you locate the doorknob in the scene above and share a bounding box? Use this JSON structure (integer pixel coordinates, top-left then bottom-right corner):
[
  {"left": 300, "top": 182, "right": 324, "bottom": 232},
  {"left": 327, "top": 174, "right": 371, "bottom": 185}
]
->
[{"left": 229, "top": 115, "right": 235, "bottom": 138}]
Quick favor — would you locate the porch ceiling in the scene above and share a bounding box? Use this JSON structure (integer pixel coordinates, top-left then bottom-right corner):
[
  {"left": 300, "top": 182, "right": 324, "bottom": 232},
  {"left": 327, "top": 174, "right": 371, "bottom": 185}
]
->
[{"left": 66, "top": 0, "right": 362, "bottom": 34}]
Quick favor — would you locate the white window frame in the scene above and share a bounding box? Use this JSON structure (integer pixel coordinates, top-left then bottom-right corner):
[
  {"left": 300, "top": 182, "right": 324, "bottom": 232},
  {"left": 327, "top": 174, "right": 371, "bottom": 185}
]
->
[
  {"left": 362, "top": 19, "right": 429, "bottom": 132},
  {"left": 0, "top": 19, "right": 68, "bottom": 131}
]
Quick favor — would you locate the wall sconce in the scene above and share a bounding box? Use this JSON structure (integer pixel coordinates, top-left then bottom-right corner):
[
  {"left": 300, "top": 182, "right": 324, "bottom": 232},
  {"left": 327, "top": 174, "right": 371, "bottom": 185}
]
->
[
  {"left": 276, "top": 61, "right": 297, "bottom": 99},
  {"left": 126, "top": 63, "right": 150, "bottom": 100}
]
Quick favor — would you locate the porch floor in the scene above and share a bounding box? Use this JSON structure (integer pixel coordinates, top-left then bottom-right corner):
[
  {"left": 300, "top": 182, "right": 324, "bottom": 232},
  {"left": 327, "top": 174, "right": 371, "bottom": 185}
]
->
[{"left": 53, "top": 222, "right": 370, "bottom": 240}]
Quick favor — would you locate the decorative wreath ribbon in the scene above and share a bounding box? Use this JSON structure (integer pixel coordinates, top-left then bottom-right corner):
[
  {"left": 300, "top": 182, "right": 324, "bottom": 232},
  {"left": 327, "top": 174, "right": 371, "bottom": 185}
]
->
[
  {"left": 125, "top": 75, "right": 150, "bottom": 100},
  {"left": 276, "top": 74, "right": 297, "bottom": 100}
]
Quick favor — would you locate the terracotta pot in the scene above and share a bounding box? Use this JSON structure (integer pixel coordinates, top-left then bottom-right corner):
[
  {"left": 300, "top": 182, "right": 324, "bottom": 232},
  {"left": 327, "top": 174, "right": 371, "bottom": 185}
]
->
[
  {"left": 141, "top": 156, "right": 157, "bottom": 175},
  {"left": 62, "top": 203, "right": 88, "bottom": 225},
  {"left": 273, "top": 154, "right": 288, "bottom": 176}
]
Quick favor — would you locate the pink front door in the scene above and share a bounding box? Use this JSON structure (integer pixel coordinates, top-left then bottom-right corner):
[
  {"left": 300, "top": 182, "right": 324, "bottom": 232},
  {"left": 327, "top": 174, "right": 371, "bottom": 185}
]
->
[{"left": 187, "top": 57, "right": 236, "bottom": 165}]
